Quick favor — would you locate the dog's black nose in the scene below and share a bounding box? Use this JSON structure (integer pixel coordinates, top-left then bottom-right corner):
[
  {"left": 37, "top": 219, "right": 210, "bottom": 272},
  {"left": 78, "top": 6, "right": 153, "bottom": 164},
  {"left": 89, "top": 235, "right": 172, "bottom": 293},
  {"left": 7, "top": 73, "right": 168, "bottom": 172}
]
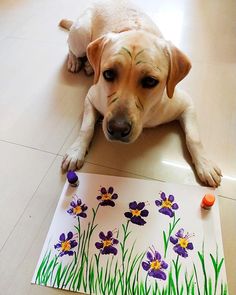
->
[{"left": 107, "top": 117, "right": 132, "bottom": 140}]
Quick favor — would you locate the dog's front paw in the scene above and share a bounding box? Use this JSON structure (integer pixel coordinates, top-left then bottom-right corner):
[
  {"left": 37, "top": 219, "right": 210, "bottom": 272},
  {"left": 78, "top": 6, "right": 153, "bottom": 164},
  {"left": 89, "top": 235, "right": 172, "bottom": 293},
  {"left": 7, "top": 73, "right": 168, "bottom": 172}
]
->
[
  {"left": 61, "top": 148, "right": 85, "bottom": 171},
  {"left": 194, "top": 156, "right": 222, "bottom": 187}
]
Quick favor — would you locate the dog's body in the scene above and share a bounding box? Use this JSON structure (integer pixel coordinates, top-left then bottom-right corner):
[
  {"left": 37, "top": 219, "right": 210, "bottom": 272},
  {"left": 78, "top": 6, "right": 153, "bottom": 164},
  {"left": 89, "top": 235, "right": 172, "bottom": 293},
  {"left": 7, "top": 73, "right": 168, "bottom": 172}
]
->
[{"left": 61, "top": 0, "right": 222, "bottom": 187}]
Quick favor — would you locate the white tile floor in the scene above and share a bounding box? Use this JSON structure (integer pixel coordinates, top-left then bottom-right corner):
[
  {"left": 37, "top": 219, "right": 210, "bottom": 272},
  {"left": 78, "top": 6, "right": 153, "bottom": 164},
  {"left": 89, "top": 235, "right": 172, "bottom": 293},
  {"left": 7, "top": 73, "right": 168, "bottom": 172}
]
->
[{"left": 0, "top": 0, "right": 235, "bottom": 294}]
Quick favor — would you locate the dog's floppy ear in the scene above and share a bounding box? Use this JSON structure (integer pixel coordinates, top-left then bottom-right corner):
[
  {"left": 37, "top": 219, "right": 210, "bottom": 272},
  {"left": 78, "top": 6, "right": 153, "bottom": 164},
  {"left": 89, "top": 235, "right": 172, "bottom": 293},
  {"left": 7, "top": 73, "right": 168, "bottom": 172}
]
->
[
  {"left": 86, "top": 35, "right": 109, "bottom": 84},
  {"left": 166, "top": 42, "right": 191, "bottom": 98}
]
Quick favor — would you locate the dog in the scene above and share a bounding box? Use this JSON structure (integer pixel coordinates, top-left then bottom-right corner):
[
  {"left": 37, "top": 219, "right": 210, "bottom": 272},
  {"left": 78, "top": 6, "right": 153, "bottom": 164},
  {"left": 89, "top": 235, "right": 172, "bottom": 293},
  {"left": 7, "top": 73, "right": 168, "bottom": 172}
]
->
[{"left": 60, "top": 0, "right": 222, "bottom": 187}]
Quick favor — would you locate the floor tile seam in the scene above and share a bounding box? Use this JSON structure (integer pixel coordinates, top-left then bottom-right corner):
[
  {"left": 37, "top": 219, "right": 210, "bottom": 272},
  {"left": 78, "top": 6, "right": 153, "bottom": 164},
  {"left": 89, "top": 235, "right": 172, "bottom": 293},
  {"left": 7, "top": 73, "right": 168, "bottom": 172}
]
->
[
  {"left": 0, "top": 154, "right": 58, "bottom": 253},
  {"left": 83, "top": 161, "right": 236, "bottom": 201},
  {"left": 56, "top": 119, "right": 81, "bottom": 156},
  {"left": 0, "top": 139, "right": 57, "bottom": 156},
  {"left": 83, "top": 160, "right": 165, "bottom": 182}
]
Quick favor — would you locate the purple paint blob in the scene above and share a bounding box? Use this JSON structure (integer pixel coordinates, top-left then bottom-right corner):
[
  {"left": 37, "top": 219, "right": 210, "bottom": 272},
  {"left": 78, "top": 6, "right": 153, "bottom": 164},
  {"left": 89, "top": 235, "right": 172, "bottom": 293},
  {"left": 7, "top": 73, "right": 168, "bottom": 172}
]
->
[{"left": 67, "top": 171, "right": 79, "bottom": 186}]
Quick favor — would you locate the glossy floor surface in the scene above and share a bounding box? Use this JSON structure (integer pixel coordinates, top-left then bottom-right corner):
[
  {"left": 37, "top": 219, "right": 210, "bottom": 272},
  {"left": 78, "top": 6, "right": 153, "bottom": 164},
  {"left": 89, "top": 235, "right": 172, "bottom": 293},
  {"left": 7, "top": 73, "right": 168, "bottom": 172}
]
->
[{"left": 0, "top": 0, "right": 235, "bottom": 294}]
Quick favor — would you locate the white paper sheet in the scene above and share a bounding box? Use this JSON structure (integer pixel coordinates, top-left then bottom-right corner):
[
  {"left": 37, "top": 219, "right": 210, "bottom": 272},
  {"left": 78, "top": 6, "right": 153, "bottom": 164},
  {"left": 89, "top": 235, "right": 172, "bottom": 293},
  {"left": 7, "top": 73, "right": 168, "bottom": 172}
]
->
[{"left": 32, "top": 172, "right": 228, "bottom": 295}]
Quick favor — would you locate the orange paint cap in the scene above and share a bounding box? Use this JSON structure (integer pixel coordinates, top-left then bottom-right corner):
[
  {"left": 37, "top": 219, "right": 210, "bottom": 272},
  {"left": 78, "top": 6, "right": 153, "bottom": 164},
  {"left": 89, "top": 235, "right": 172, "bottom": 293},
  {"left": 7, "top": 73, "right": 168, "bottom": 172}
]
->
[{"left": 202, "top": 194, "right": 215, "bottom": 207}]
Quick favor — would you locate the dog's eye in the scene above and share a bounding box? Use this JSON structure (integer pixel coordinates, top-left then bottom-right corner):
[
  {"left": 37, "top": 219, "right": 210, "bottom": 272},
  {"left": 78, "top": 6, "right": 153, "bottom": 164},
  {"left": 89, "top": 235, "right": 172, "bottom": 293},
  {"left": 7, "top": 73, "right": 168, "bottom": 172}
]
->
[
  {"left": 103, "top": 69, "right": 116, "bottom": 82},
  {"left": 141, "top": 77, "right": 159, "bottom": 88}
]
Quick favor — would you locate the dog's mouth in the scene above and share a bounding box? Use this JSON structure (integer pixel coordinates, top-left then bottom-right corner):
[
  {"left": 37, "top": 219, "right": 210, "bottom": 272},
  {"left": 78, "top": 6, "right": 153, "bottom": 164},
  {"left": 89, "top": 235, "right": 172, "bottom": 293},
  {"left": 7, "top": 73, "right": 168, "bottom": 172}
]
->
[{"left": 107, "top": 133, "right": 131, "bottom": 143}]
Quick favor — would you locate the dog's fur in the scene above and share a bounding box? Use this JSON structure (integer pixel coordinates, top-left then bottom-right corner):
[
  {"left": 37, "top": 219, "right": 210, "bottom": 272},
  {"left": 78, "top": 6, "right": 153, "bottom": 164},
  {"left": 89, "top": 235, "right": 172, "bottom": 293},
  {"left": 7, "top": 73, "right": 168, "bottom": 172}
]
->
[{"left": 60, "top": 0, "right": 222, "bottom": 187}]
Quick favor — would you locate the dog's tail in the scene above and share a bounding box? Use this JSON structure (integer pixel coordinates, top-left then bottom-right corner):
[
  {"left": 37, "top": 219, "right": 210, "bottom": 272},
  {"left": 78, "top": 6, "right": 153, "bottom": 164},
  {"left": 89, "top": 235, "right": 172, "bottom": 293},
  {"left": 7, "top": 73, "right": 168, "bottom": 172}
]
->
[{"left": 59, "top": 19, "right": 73, "bottom": 30}]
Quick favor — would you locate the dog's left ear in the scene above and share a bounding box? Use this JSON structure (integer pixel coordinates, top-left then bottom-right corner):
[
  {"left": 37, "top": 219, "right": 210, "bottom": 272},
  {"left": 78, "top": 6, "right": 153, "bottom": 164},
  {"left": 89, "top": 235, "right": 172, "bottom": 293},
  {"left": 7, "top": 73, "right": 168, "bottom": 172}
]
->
[
  {"left": 166, "top": 42, "right": 191, "bottom": 98},
  {"left": 87, "top": 35, "right": 110, "bottom": 84}
]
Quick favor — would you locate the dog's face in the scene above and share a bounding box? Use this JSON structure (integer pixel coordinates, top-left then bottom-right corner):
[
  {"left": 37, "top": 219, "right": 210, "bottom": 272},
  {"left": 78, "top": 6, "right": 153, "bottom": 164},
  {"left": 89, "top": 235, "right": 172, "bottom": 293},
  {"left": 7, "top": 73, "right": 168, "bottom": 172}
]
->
[{"left": 87, "top": 31, "right": 191, "bottom": 143}]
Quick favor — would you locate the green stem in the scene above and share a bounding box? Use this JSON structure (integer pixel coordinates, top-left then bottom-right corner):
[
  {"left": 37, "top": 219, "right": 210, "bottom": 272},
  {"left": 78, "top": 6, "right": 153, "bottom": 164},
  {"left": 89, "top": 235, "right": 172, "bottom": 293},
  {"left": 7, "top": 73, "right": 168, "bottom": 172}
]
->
[
  {"left": 60, "top": 218, "right": 81, "bottom": 288},
  {"left": 69, "top": 204, "right": 100, "bottom": 291},
  {"left": 77, "top": 217, "right": 81, "bottom": 237},
  {"left": 198, "top": 245, "right": 208, "bottom": 295},
  {"left": 67, "top": 217, "right": 83, "bottom": 290},
  {"left": 85, "top": 204, "right": 99, "bottom": 290},
  {"left": 121, "top": 220, "right": 130, "bottom": 294},
  {"left": 174, "top": 255, "right": 180, "bottom": 295},
  {"left": 69, "top": 224, "right": 89, "bottom": 290},
  {"left": 145, "top": 273, "right": 149, "bottom": 294},
  {"left": 50, "top": 255, "right": 59, "bottom": 285},
  {"left": 193, "top": 263, "right": 201, "bottom": 295},
  {"left": 60, "top": 253, "right": 76, "bottom": 288},
  {"left": 210, "top": 246, "right": 224, "bottom": 295},
  {"left": 95, "top": 253, "right": 101, "bottom": 292},
  {"left": 164, "top": 214, "right": 180, "bottom": 258}
]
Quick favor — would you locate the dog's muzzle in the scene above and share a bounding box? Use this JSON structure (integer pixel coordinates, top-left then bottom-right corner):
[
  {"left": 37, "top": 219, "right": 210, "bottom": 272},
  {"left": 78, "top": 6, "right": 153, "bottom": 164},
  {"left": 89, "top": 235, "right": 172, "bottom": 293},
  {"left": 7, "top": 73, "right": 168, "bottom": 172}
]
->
[{"left": 107, "top": 116, "right": 132, "bottom": 142}]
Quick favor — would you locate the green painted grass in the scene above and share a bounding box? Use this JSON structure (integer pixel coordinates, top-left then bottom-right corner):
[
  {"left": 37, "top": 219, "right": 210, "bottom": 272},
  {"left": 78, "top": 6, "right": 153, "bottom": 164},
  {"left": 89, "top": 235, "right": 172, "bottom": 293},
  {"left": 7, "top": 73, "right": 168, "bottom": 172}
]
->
[
  {"left": 35, "top": 204, "right": 228, "bottom": 295},
  {"left": 35, "top": 238, "right": 228, "bottom": 295}
]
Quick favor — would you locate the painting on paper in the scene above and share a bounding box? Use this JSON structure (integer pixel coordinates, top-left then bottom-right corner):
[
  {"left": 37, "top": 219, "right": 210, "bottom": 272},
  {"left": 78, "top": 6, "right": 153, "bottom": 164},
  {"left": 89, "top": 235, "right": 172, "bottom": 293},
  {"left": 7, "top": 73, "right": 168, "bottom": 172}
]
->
[{"left": 32, "top": 173, "right": 228, "bottom": 295}]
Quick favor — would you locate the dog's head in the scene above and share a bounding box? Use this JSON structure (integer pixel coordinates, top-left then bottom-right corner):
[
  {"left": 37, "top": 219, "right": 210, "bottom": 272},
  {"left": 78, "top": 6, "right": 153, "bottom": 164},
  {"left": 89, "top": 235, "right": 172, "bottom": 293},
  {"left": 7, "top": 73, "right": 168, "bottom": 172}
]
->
[{"left": 87, "top": 30, "right": 191, "bottom": 143}]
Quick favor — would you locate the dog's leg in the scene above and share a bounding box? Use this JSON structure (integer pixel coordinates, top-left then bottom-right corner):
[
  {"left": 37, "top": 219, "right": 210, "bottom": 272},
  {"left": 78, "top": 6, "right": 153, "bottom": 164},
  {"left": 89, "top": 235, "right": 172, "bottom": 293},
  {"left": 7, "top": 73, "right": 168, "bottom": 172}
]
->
[
  {"left": 62, "top": 95, "right": 98, "bottom": 171},
  {"left": 66, "top": 11, "right": 92, "bottom": 73},
  {"left": 179, "top": 105, "right": 222, "bottom": 187},
  {"left": 68, "top": 50, "right": 83, "bottom": 73}
]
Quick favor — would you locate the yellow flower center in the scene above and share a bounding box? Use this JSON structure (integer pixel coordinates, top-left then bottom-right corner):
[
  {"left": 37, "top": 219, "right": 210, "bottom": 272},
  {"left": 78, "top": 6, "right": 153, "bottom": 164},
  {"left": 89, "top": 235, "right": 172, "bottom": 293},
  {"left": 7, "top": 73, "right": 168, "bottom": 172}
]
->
[
  {"left": 162, "top": 200, "right": 172, "bottom": 208},
  {"left": 103, "top": 239, "right": 112, "bottom": 248},
  {"left": 102, "top": 193, "right": 111, "bottom": 200},
  {"left": 179, "top": 238, "right": 188, "bottom": 248},
  {"left": 73, "top": 205, "right": 82, "bottom": 215},
  {"left": 61, "top": 240, "right": 71, "bottom": 252},
  {"left": 150, "top": 260, "right": 161, "bottom": 270},
  {"left": 131, "top": 209, "right": 141, "bottom": 216}
]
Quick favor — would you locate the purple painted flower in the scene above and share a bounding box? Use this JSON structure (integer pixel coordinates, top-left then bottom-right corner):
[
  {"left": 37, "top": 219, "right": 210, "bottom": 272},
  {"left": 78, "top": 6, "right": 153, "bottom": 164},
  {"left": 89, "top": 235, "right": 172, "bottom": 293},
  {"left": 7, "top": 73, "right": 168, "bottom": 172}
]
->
[
  {"left": 155, "top": 192, "right": 179, "bottom": 218},
  {"left": 124, "top": 201, "right": 149, "bottom": 226},
  {"left": 54, "top": 232, "right": 78, "bottom": 257},
  {"left": 170, "top": 228, "right": 194, "bottom": 258},
  {"left": 67, "top": 196, "right": 88, "bottom": 218},
  {"left": 97, "top": 187, "right": 118, "bottom": 207},
  {"left": 95, "top": 231, "right": 119, "bottom": 255},
  {"left": 142, "top": 248, "right": 168, "bottom": 280}
]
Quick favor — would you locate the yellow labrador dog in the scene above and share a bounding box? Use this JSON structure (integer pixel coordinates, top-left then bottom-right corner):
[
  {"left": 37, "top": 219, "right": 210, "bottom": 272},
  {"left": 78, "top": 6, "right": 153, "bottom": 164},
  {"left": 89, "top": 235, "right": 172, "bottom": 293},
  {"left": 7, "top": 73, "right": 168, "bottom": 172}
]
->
[{"left": 60, "top": 0, "right": 221, "bottom": 187}]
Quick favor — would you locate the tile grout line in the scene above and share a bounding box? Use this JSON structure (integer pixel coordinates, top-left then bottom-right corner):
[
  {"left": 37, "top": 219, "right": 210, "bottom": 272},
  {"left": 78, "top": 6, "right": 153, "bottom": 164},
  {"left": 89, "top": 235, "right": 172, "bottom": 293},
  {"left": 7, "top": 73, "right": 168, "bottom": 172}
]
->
[
  {"left": 0, "top": 154, "right": 59, "bottom": 253},
  {"left": 0, "top": 139, "right": 57, "bottom": 156},
  {"left": 85, "top": 161, "right": 236, "bottom": 201},
  {"left": 218, "top": 194, "right": 236, "bottom": 202},
  {"left": 56, "top": 118, "right": 82, "bottom": 156},
  {"left": 84, "top": 160, "right": 169, "bottom": 182},
  {"left": 1, "top": 141, "right": 233, "bottom": 202}
]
